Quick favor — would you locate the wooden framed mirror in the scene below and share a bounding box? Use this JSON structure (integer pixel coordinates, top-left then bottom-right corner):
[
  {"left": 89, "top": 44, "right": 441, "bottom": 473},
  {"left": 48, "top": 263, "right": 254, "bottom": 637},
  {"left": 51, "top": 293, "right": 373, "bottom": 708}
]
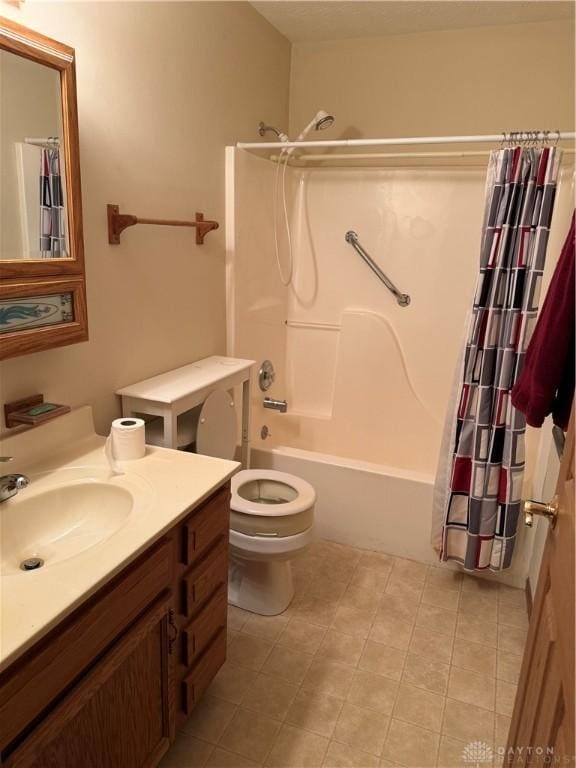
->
[{"left": 0, "top": 17, "right": 87, "bottom": 359}]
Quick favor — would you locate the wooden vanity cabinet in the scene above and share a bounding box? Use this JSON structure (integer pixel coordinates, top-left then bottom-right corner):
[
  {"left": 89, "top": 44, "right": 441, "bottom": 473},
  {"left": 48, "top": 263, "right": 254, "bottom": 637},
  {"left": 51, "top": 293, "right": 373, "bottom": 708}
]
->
[{"left": 0, "top": 483, "right": 231, "bottom": 768}]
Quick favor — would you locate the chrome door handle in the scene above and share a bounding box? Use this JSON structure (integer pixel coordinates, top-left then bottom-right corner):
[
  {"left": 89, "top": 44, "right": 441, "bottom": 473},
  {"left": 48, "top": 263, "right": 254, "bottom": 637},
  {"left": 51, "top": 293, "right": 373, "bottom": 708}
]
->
[{"left": 524, "top": 496, "right": 558, "bottom": 529}]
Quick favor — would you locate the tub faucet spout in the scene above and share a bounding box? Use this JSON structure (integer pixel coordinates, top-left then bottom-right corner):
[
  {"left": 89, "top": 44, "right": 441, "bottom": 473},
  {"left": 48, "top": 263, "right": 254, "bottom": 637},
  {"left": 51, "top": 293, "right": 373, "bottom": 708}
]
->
[{"left": 263, "top": 397, "right": 288, "bottom": 414}]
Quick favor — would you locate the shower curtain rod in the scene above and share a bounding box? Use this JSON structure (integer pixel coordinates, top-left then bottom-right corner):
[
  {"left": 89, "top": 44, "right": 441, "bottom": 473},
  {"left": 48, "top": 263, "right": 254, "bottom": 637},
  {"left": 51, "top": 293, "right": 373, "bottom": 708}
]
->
[{"left": 237, "top": 131, "right": 575, "bottom": 151}]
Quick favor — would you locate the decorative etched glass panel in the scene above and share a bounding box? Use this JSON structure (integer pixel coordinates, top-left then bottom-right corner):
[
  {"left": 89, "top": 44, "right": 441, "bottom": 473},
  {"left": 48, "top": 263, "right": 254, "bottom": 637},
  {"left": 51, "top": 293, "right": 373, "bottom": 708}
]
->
[{"left": 0, "top": 292, "right": 74, "bottom": 334}]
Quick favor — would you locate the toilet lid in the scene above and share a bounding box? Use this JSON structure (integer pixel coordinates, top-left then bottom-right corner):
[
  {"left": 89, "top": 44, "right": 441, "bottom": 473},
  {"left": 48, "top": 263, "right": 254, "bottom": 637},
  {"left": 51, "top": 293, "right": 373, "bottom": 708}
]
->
[{"left": 196, "top": 389, "right": 237, "bottom": 460}]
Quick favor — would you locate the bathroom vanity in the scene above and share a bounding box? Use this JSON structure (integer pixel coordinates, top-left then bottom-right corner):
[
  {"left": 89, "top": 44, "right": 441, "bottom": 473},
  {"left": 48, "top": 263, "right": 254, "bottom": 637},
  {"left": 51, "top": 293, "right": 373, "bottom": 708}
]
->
[{"left": 0, "top": 408, "right": 237, "bottom": 766}]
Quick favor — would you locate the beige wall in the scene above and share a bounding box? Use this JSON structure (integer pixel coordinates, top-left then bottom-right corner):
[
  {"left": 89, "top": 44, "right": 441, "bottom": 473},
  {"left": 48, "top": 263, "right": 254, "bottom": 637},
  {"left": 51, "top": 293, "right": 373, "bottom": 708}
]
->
[
  {"left": 289, "top": 19, "right": 575, "bottom": 138},
  {"left": 0, "top": 1, "right": 290, "bottom": 434}
]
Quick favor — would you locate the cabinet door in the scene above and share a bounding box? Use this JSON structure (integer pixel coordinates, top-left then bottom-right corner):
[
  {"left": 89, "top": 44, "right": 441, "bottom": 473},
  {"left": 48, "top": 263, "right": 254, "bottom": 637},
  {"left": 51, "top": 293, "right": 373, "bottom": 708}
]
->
[{"left": 6, "top": 593, "right": 174, "bottom": 768}]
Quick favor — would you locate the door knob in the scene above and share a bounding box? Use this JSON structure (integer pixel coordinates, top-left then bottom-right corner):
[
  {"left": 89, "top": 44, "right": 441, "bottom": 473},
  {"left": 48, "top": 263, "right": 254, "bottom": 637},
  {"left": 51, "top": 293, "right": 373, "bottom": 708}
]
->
[{"left": 524, "top": 496, "right": 559, "bottom": 528}]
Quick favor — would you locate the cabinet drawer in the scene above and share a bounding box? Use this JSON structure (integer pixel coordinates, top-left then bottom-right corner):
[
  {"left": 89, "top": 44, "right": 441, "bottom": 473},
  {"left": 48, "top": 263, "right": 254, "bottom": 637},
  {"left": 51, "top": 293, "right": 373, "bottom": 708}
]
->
[
  {"left": 182, "top": 486, "right": 229, "bottom": 566},
  {"left": 182, "top": 586, "right": 227, "bottom": 666},
  {"left": 182, "top": 630, "right": 226, "bottom": 715},
  {"left": 182, "top": 540, "right": 227, "bottom": 618}
]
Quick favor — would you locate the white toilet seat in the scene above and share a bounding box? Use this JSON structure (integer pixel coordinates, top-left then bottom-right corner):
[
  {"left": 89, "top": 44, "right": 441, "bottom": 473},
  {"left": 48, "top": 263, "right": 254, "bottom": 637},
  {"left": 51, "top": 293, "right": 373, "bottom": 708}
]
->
[{"left": 231, "top": 469, "right": 316, "bottom": 517}]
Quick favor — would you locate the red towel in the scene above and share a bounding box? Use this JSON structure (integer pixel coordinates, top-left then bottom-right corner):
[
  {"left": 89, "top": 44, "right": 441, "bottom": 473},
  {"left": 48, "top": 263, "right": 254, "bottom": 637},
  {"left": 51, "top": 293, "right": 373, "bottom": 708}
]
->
[{"left": 512, "top": 212, "right": 575, "bottom": 430}]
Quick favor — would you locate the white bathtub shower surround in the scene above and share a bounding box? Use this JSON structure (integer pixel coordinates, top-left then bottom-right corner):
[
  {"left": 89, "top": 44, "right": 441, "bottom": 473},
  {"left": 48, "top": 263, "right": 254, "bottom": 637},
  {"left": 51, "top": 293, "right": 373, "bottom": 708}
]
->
[{"left": 225, "top": 147, "right": 574, "bottom": 587}]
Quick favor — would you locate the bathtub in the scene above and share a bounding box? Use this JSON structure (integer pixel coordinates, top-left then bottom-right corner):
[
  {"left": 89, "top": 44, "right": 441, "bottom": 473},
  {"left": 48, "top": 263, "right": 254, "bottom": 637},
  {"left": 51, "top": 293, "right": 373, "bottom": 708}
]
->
[{"left": 250, "top": 442, "right": 437, "bottom": 564}]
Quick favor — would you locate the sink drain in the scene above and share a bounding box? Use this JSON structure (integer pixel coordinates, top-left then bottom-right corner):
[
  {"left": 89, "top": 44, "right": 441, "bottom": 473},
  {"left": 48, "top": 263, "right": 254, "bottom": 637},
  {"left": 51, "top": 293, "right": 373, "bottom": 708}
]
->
[{"left": 20, "top": 557, "right": 45, "bottom": 571}]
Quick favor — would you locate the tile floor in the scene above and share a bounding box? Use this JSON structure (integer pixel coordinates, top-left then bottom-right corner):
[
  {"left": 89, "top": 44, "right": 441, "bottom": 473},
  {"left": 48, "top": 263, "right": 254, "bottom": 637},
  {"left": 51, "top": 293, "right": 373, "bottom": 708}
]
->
[{"left": 160, "top": 540, "right": 528, "bottom": 768}]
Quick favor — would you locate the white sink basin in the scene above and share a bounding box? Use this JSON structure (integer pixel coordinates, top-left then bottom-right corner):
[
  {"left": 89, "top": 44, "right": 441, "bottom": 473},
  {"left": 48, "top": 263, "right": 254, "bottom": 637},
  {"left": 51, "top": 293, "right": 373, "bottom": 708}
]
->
[{"left": 0, "top": 481, "right": 134, "bottom": 575}]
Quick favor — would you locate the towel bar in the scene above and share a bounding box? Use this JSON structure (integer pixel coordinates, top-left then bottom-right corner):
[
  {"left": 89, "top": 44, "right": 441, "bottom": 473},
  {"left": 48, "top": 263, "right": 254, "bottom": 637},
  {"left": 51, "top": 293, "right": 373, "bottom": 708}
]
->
[{"left": 107, "top": 204, "right": 219, "bottom": 246}]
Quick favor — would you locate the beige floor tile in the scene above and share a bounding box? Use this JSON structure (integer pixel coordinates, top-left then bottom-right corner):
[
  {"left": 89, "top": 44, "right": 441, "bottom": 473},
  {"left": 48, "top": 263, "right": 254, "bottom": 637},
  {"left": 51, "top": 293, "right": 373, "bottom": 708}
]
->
[
  {"left": 422, "top": 584, "right": 460, "bottom": 612},
  {"left": 278, "top": 619, "right": 327, "bottom": 655},
  {"left": 332, "top": 604, "right": 376, "bottom": 638},
  {"left": 209, "top": 663, "right": 259, "bottom": 704},
  {"left": 377, "top": 593, "right": 419, "bottom": 623},
  {"left": 293, "top": 595, "right": 341, "bottom": 628},
  {"left": 496, "top": 650, "right": 523, "bottom": 684},
  {"left": 242, "top": 614, "right": 290, "bottom": 643},
  {"left": 323, "top": 740, "right": 379, "bottom": 767},
  {"left": 384, "top": 718, "right": 439, "bottom": 767},
  {"left": 425, "top": 567, "right": 463, "bottom": 593},
  {"left": 391, "top": 558, "right": 428, "bottom": 584},
  {"left": 302, "top": 659, "right": 356, "bottom": 700},
  {"left": 442, "top": 699, "right": 495, "bottom": 744},
  {"left": 207, "top": 748, "right": 261, "bottom": 768},
  {"left": 293, "top": 552, "right": 325, "bottom": 576},
  {"left": 286, "top": 689, "right": 344, "bottom": 738},
  {"left": 241, "top": 673, "right": 299, "bottom": 720},
  {"left": 227, "top": 633, "right": 274, "bottom": 671},
  {"left": 498, "top": 586, "right": 526, "bottom": 610},
  {"left": 385, "top": 575, "right": 424, "bottom": 603},
  {"left": 266, "top": 724, "right": 329, "bottom": 767},
  {"left": 455, "top": 615, "right": 498, "bottom": 648},
  {"left": 458, "top": 592, "right": 498, "bottom": 622},
  {"left": 219, "top": 709, "right": 282, "bottom": 763},
  {"left": 392, "top": 683, "right": 444, "bottom": 732},
  {"left": 358, "top": 640, "right": 406, "bottom": 681},
  {"left": 183, "top": 696, "right": 237, "bottom": 743},
  {"left": 351, "top": 566, "right": 391, "bottom": 593},
  {"left": 461, "top": 576, "right": 499, "bottom": 595},
  {"left": 369, "top": 614, "right": 414, "bottom": 651},
  {"left": 293, "top": 570, "right": 313, "bottom": 599},
  {"left": 495, "top": 679, "right": 517, "bottom": 717},
  {"left": 262, "top": 645, "right": 314, "bottom": 684},
  {"left": 160, "top": 731, "right": 214, "bottom": 768},
  {"left": 402, "top": 653, "right": 449, "bottom": 695},
  {"left": 437, "top": 735, "right": 468, "bottom": 768},
  {"left": 321, "top": 555, "right": 359, "bottom": 584},
  {"left": 409, "top": 628, "right": 454, "bottom": 664},
  {"left": 447, "top": 666, "right": 496, "bottom": 711},
  {"left": 497, "top": 625, "right": 527, "bottom": 656},
  {"left": 319, "top": 630, "right": 366, "bottom": 666},
  {"left": 497, "top": 605, "right": 528, "bottom": 630},
  {"left": 494, "top": 713, "right": 511, "bottom": 749},
  {"left": 228, "top": 606, "right": 251, "bottom": 632},
  {"left": 333, "top": 703, "right": 390, "bottom": 756},
  {"left": 308, "top": 574, "right": 350, "bottom": 602},
  {"left": 339, "top": 584, "right": 382, "bottom": 613},
  {"left": 348, "top": 670, "right": 399, "bottom": 715},
  {"left": 359, "top": 551, "right": 395, "bottom": 575},
  {"left": 452, "top": 638, "right": 497, "bottom": 678},
  {"left": 416, "top": 605, "right": 457, "bottom": 637},
  {"left": 228, "top": 629, "right": 239, "bottom": 647}
]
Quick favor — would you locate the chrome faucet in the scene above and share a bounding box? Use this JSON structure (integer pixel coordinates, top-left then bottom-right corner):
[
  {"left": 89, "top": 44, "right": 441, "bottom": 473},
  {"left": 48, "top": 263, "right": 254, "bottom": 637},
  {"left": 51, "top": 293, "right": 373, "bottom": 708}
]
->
[
  {"left": 0, "top": 459, "right": 30, "bottom": 502},
  {"left": 263, "top": 397, "right": 288, "bottom": 414}
]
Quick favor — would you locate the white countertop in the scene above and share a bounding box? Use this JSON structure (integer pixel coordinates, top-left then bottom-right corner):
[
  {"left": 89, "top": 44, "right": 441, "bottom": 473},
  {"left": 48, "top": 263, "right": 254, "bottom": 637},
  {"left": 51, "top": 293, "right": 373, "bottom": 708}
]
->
[{"left": 0, "top": 407, "right": 239, "bottom": 672}]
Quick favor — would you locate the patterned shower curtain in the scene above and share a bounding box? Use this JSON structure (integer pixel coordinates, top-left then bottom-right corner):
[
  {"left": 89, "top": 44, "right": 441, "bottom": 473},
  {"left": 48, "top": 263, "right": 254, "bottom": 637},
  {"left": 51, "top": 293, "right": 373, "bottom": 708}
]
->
[
  {"left": 433, "top": 145, "right": 561, "bottom": 571},
  {"left": 40, "top": 148, "right": 67, "bottom": 258}
]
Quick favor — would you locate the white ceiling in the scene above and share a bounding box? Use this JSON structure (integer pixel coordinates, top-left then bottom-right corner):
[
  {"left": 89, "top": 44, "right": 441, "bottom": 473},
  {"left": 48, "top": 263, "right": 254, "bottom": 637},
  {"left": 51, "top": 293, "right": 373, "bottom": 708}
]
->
[{"left": 250, "top": 1, "right": 574, "bottom": 43}]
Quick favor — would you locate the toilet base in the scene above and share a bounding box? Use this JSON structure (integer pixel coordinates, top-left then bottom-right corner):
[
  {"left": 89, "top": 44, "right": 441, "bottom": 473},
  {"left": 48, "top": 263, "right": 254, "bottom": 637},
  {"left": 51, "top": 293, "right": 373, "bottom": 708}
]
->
[{"left": 228, "top": 555, "right": 295, "bottom": 616}]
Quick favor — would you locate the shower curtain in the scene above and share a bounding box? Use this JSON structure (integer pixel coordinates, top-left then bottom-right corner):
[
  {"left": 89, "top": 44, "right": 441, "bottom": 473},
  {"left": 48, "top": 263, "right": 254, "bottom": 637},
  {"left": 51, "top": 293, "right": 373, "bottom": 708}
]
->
[
  {"left": 40, "top": 148, "right": 67, "bottom": 258},
  {"left": 432, "top": 145, "right": 561, "bottom": 571}
]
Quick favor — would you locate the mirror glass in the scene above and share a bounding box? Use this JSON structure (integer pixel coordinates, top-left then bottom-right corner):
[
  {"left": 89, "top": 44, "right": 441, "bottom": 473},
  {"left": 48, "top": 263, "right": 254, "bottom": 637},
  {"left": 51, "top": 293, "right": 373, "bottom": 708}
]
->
[{"left": 0, "top": 49, "right": 69, "bottom": 261}]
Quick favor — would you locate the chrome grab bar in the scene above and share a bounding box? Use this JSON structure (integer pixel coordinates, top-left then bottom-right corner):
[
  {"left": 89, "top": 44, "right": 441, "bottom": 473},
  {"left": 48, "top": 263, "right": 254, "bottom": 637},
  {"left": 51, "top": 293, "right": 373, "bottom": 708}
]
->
[{"left": 345, "top": 231, "right": 410, "bottom": 307}]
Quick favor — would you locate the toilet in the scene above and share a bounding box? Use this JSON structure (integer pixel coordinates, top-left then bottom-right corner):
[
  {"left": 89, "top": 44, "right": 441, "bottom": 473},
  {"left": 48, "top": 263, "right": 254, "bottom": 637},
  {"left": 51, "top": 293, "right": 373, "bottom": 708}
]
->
[{"left": 146, "top": 387, "right": 315, "bottom": 616}]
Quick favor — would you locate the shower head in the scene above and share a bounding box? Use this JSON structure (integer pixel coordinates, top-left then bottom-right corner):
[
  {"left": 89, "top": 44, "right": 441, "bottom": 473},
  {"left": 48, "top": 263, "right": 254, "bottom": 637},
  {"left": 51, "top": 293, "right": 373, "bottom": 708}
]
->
[
  {"left": 296, "top": 110, "right": 335, "bottom": 142},
  {"left": 258, "top": 121, "right": 289, "bottom": 142},
  {"left": 314, "top": 110, "right": 335, "bottom": 131}
]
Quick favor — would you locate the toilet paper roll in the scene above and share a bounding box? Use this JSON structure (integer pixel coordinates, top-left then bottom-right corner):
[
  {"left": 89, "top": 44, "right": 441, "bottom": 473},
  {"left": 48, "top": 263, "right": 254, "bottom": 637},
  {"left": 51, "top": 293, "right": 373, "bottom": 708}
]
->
[{"left": 109, "top": 417, "right": 146, "bottom": 460}]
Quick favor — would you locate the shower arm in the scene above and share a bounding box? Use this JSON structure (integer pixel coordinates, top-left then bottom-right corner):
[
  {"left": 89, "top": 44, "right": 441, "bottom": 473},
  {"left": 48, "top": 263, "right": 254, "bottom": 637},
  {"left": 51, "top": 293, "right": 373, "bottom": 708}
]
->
[{"left": 345, "top": 231, "right": 410, "bottom": 307}]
